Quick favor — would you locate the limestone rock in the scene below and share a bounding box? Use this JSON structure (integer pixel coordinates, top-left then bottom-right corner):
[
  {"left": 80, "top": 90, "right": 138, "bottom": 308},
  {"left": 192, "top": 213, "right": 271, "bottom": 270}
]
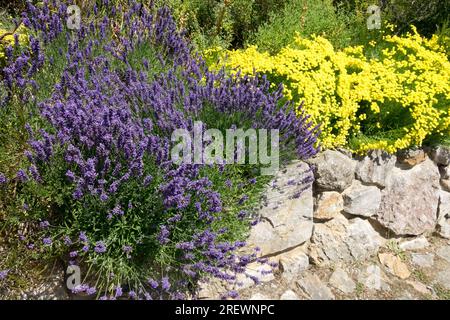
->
[
  {"left": 436, "top": 246, "right": 450, "bottom": 263},
  {"left": 296, "top": 273, "right": 335, "bottom": 300},
  {"left": 438, "top": 190, "right": 450, "bottom": 219},
  {"left": 329, "top": 268, "right": 356, "bottom": 294},
  {"left": 357, "top": 265, "right": 389, "bottom": 291},
  {"left": 431, "top": 146, "right": 450, "bottom": 166},
  {"left": 411, "top": 253, "right": 434, "bottom": 268},
  {"left": 437, "top": 218, "right": 450, "bottom": 239},
  {"left": 378, "top": 253, "right": 411, "bottom": 279},
  {"left": 406, "top": 280, "right": 431, "bottom": 295},
  {"left": 399, "top": 236, "right": 430, "bottom": 251},
  {"left": 236, "top": 262, "right": 275, "bottom": 290},
  {"left": 314, "top": 191, "right": 344, "bottom": 220},
  {"left": 280, "top": 290, "right": 300, "bottom": 300},
  {"left": 278, "top": 246, "right": 309, "bottom": 281},
  {"left": 435, "top": 269, "right": 450, "bottom": 290},
  {"left": 356, "top": 150, "right": 396, "bottom": 187},
  {"left": 308, "top": 150, "right": 356, "bottom": 192},
  {"left": 397, "top": 149, "right": 427, "bottom": 168},
  {"left": 197, "top": 279, "right": 226, "bottom": 300},
  {"left": 376, "top": 158, "right": 440, "bottom": 235},
  {"left": 309, "top": 214, "right": 384, "bottom": 265},
  {"left": 342, "top": 181, "right": 381, "bottom": 217},
  {"left": 245, "top": 161, "right": 314, "bottom": 256}
]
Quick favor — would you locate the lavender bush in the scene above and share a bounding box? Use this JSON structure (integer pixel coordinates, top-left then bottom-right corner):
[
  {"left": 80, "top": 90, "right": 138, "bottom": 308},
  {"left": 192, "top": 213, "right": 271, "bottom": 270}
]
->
[{"left": 0, "top": 0, "right": 319, "bottom": 299}]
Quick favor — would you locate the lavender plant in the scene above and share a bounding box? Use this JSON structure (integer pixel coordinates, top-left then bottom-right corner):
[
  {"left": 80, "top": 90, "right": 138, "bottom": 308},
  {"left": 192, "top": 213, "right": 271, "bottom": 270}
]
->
[{"left": 0, "top": 0, "right": 319, "bottom": 299}]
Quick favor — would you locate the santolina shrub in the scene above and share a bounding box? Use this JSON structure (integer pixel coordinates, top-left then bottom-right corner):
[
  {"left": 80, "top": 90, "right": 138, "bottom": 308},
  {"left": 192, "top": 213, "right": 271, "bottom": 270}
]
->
[
  {"left": 214, "top": 30, "right": 450, "bottom": 153},
  {"left": 0, "top": 1, "right": 319, "bottom": 299}
]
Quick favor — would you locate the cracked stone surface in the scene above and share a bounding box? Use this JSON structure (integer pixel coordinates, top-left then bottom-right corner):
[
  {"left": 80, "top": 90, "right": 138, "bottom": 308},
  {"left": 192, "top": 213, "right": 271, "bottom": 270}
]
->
[{"left": 245, "top": 161, "right": 314, "bottom": 256}]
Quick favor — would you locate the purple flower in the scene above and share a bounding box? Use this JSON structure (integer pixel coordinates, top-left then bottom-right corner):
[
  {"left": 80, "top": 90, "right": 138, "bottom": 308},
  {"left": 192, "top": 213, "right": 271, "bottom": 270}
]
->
[
  {"left": 115, "top": 286, "right": 123, "bottom": 297},
  {"left": 143, "top": 175, "right": 153, "bottom": 186},
  {"left": 86, "top": 287, "right": 97, "bottom": 295},
  {"left": 16, "top": 169, "right": 28, "bottom": 182},
  {"left": 94, "top": 241, "right": 107, "bottom": 253},
  {"left": 65, "top": 170, "right": 76, "bottom": 182},
  {"left": 238, "top": 195, "right": 249, "bottom": 205},
  {"left": 122, "top": 245, "right": 132, "bottom": 254},
  {"left": 237, "top": 210, "right": 247, "bottom": 219},
  {"left": 82, "top": 245, "right": 90, "bottom": 252},
  {"left": 157, "top": 225, "right": 170, "bottom": 244},
  {"left": 43, "top": 237, "right": 52, "bottom": 246},
  {"left": 108, "top": 205, "right": 124, "bottom": 219},
  {"left": 69, "top": 251, "right": 78, "bottom": 258},
  {"left": 161, "top": 277, "right": 171, "bottom": 291},
  {"left": 148, "top": 278, "right": 158, "bottom": 289},
  {"left": 0, "top": 270, "right": 9, "bottom": 280},
  {"left": 79, "top": 232, "right": 88, "bottom": 242},
  {"left": 64, "top": 236, "right": 72, "bottom": 246},
  {"left": 0, "top": 173, "right": 7, "bottom": 184},
  {"left": 39, "top": 220, "right": 50, "bottom": 229}
]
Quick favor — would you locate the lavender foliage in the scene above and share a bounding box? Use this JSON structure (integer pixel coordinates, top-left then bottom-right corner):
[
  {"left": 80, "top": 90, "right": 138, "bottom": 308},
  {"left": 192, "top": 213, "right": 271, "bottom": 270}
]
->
[{"left": 0, "top": 0, "right": 319, "bottom": 299}]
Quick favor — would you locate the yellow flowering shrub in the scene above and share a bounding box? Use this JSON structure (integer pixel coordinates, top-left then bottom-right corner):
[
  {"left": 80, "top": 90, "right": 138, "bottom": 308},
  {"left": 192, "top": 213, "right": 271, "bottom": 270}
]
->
[
  {"left": 212, "top": 28, "right": 450, "bottom": 153},
  {"left": 0, "top": 24, "right": 29, "bottom": 62}
]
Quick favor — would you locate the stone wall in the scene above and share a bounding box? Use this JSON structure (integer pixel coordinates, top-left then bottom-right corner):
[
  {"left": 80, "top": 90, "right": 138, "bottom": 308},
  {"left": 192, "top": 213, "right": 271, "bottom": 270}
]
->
[
  {"left": 246, "top": 147, "right": 449, "bottom": 257},
  {"left": 200, "top": 146, "right": 450, "bottom": 299}
]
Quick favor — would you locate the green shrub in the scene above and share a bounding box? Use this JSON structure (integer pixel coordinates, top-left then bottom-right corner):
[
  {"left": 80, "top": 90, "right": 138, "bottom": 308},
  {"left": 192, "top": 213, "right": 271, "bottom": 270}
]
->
[
  {"left": 150, "top": 0, "right": 287, "bottom": 51},
  {"left": 252, "top": 0, "right": 373, "bottom": 53}
]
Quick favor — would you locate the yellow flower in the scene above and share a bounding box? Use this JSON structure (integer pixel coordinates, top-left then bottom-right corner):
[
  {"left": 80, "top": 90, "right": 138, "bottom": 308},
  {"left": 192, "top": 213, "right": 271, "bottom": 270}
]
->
[{"left": 213, "top": 30, "right": 450, "bottom": 153}]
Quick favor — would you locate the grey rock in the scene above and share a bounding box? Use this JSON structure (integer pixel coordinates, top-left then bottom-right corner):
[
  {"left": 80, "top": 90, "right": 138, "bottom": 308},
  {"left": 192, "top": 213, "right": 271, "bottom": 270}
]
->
[
  {"left": 329, "top": 268, "right": 356, "bottom": 294},
  {"left": 308, "top": 150, "right": 356, "bottom": 192},
  {"left": 436, "top": 246, "right": 450, "bottom": 263},
  {"left": 376, "top": 158, "right": 440, "bottom": 235},
  {"left": 309, "top": 214, "right": 384, "bottom": 265},
  {"left": 435, "top": 269, "right": 450, "bottom": 290},
  {"left": 296, "top": 273, "right": 335, "bottom": 300},
  {"left": 399, "top": 236, "right": 430, "bottom": 251},
  {"left": 280, "top": 290, "right": 300, "bottom": 300},
  {"left": 197, "top": 279, "right": 226, "bottom": 300},
  {"left": 245, "top": 161, "right": 314, "bottom": 256},
  {"left": 236, "top": 262, "right": 275, "bottom": 290},
  {"left": 314, "top": 191, "right": 344, "bottom": 220},
  {"left": 278, "top": 247, "right": 309, "bottom": 281},
  {"left": 358, "top": 265, "right": 390, "bottom": 291},
  {"left": 356, "top": 149, "right": 397, "bottom": 187},
  {"left": 438, "top": 190, "right": 450, "bottom": 219},
  {"left": 406, "top": 280, "right": 431, "bottom": 295},
  {"left": 431, "top": 146, "right": 450, "bottom": 166},
  {"left": 437, "top": 191, "right": 450, "bottom": 239},
  {"left": 411, "top": 253, "right": 434, "bottom": 268},
  {"left": 437, "top": 218, "right": 450, "bottom": 239},
  {"left": 342, "top": 181, "right": 381, "bottom": 217}
]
